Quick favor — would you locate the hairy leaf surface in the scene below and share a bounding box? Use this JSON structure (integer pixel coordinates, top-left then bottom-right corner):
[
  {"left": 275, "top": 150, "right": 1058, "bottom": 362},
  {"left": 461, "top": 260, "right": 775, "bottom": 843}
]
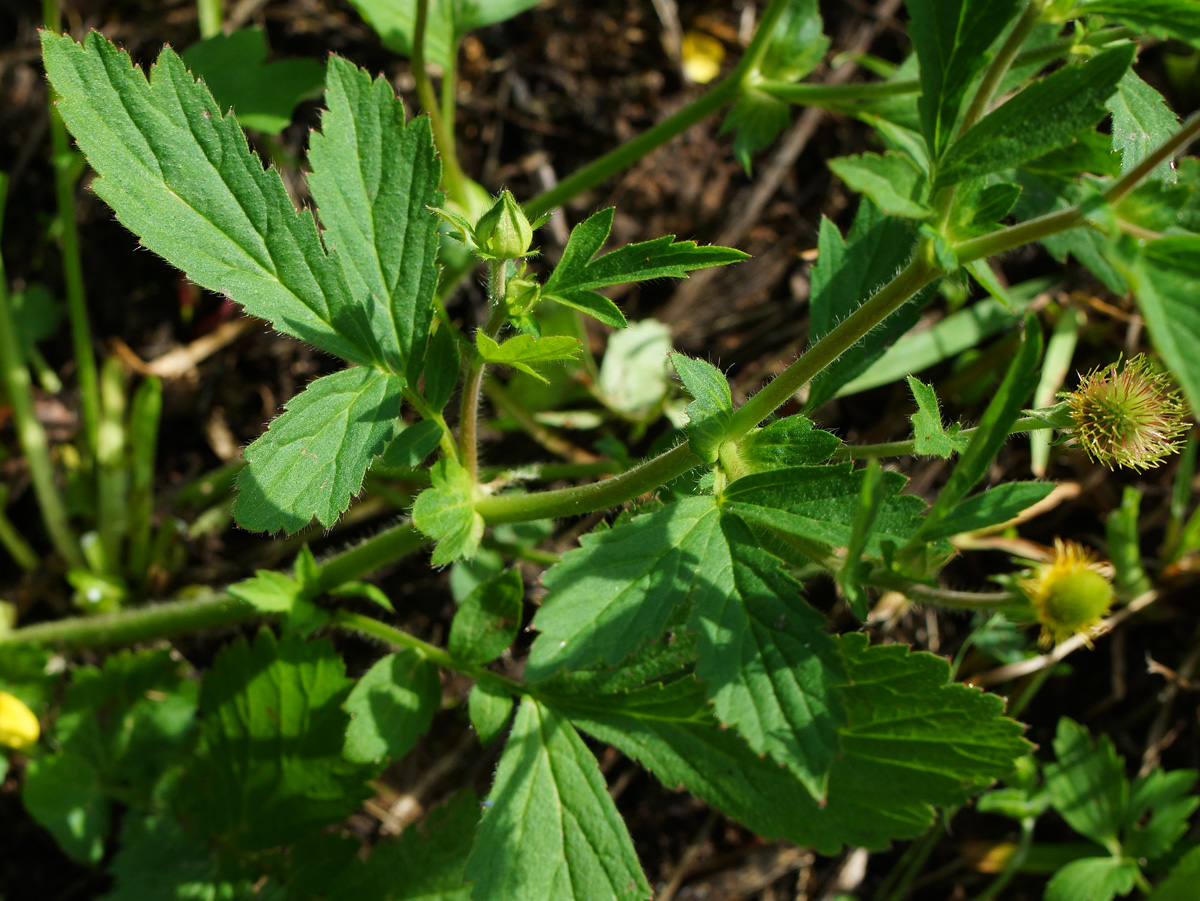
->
[
  {"left": 671, "top": 353, "right": 733, "bottom": 463},
  {"left": 1107, "top": 69, "right": 1180, "bottom": 184}
]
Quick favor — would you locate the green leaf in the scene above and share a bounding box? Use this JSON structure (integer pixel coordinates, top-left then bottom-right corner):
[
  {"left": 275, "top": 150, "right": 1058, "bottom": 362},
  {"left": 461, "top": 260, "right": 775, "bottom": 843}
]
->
[
  {"left": 839, "top": 460, "right": 885, "bottom": 620},
  {"left": 828, "top": 152, "right": 931, "bottom": 218},
  {"left": 1113, "top": 235, "right": 1200, "bottom": 411},
  {"left": 425, "top": 324, "right": 462, "bottom": 412},
  {"left": 916, "top": 316, "right": 1042, "bottom": 539},
  {"left": 542, "top": 208, "right": 747, "bottom": 327},
  {"left": 413, "top": 458, "right": 484, "bottom": 564},
  {"left": 908, "top": 376, "right": 970, "bottom": 458},
  {"left": 549, "top": 633, "right": 1028, "bottom": 853},
  {"left": 354, "top": 791, "right": 477, "bottom": 901},
  {"left": 724, "top": 464, "right": 928, "bottom": 557},
  {"left": 449, "top": 567, "right": 524, "bottom": 665},
  {"left": 344, "top": 649, "right": 441, "bottom": 764},
  {"left": 670, "top": 353, "right": 732, "bottom": 463},
  {"left": 720, "top": 91, "right": 792, "bottom": 175},
  {"left": 1045, "top": 718, "right": 1128, "bottom": 847},
  {"left": 40, "top": 33, "right": 383, "bottom": 366},
  {"left": 1124, "top": 766, "right": 1199, "bottom": 861},
  {"left": 308, "top": 55, "right": 442, "bottom": 382},
  {"left": 379, "top": 419, "right": 444, "bottom": 468},
  {"left": 525, "top": 498, "right": 720, "bottom": 678},
  {"left": 922, "top": 481, "right": 1056, "bottom": 540},
  {"left": 468, "top": 681, "right": 515, "bottom": 746},
  {"left": 181, "top": 27, "right": 325, "bottom": 135},
  {"left": 936, "top": 45, "right": 1136, "bottom": 188},
  {"left": 10, "top": 283, "right": 64, "bottom": 346},
  {"left": 466, "top": 697, "right": 651, "bottom": 901},
  {"left": 805, "top": 202, "right": 925, "bottom": 411},
  {"left": 739, "top": 415, "right": 841, "bottom": 472},
  {"left": 345, "top": 0, "right": 543, "bottom": 68},
  {"left": 1045, "top": 857, "right": 1140, "bottom": 901},
  {"left": 1081, "top": 0, "right": 1200, "bottom": 50},
  {"left": 1107, "top": 69, "right": 1180, "bottom": 185},
  {"left": 905, "top": 0, "right": 1023, "bottom": 158},
  {"left": 596, "top": 319, "right": 673, "bottom": 416},
  {"left": 228, "top": 569, "right": 306, "bottom": 612},
  {"left": 180, "top": 630, "right": 373, "bottom": 851},
  {"left": 476, "top": 332, "right": 581, "bottom": 384},
  {"left": 688, "top": 512, "right": 847, "bottom": 799},
  {"left": 235, "top": 366, "right": 404, "bottom": 533},
  {"left": 1150, "top": 847, "right": 1200, "bottom": 900},
  {"left": 758, "top": 0, "right": 828, "bottom": 82},
  {"left": 22, "top": 752, "right": 110, "bottom": 864}
]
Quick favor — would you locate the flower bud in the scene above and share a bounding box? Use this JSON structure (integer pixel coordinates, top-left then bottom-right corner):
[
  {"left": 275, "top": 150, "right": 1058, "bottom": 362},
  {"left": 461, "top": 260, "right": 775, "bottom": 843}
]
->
[
  {"left": 474, "top": 190, "right": 534, "bottom": 260},
  {"left": 1064, "top": 354, "right": 1190, "bottom": 472},
  {"left": 0, "top": 691, "right": 40, "bottom": 752},
  {"left": 1019, "top": 540, "right": 1114, "bottom": 647}
]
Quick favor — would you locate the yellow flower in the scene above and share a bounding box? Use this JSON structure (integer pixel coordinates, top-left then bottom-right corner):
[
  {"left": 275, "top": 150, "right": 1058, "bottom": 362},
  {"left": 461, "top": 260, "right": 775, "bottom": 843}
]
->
[
  {"left": 1019, "top": 540, "right": 1114, "bottom": 647},
  {"left": 0, "top": 690, "right": 40, "bottom": 752}
]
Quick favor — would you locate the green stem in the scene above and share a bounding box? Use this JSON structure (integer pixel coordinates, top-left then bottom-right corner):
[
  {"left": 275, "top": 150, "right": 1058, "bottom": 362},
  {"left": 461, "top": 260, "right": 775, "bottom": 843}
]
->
[
  {"left": 413, "top": 0, "right": 469, "bottom": 205},
  {"left": 832, "top": 409, "right": 1069, "bottom": 460},
  {"left": 44, "top": 0, "right": 101, "bottom": 464},
  {"left": 332, "top": 610, "right": 525, "bottom": 696},
  {"left": 196, "top": 0, "right": 223, "bottom": 37},
  {"left": 524, "top": 0, "right": 791, "bottom": 218},
  {"left": 314, "top": 521, "right": 429, "bottom": 591},
  {"left": 757, "top": 78, "right": 920, "bottom": 104},
  {"left": 0, "top": 176, "right": 84, "bottom": 569},
  {"left": 0, "top": 485, "right": 39, "bottom": 571},
  {"left": 96, "top": 356, "right": 128, "bottom": 574},
  {"left": 957, "top": 0, "right": 1047, "bottom": 139},
  {"left": 460, "top": 262, "right": 509, "bottom": 481},
  {"left": 403, "top": 385, "right": 459, "bottom": 462}
]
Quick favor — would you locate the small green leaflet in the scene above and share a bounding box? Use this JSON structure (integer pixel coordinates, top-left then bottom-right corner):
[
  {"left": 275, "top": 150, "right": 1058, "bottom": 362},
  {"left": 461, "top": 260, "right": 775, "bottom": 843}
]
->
[
  {"left": 548, "top": 633, "right": 1029, "bottom": 853},
  {"left": 720, "top": 91, "right": 792, "bottom": 175},
  {"left": 344, "top": 649, "right": 441, "bottom": 764},
  {"left": 40, "top": 33, "right": 384, "bottom": 367},
  {"left": 1080, "top": 0, "right": 1200, "bottom": 50},
  {"left": 448, "top": 567, "right": 524, "bottom": 665},
  {"left": 1045, "top": 718, "right": 1128, "bottom": 846},
  {"left": 541, "top": 207, "right": 748, "bottom": 328},
  {"left": 739, "top": 415, "right": 841, "bottom": 472},
  {"left": 424, "top": 324, "right": 462, "bottom": 412},
  {"left": 828, "top": 152, "right": 931, "bottom": 219},
  {"left": 527, "top": 496, "right": 847, "bottom": 800},
  {"left": 1046, "top": 858, "right": 1139, "bottom": 901},
  {"left": 228, "top": 569, "right": 307, "bottom": 612},
  {"left": 308, "top": 56, "right": 443, "bottom": 383},
  {"left": 345, "top": 0, "right": 543, "bottom": 68},
  {"left": 379, "top": 419, "right": 444, "bottom": 469},
  {"left": 476, "top": 333, "right": 581, "bottom": 384},
  {"left": 1107, "top": 70, "right": 1180, "bottom": 184},
  {"left": 469, "top": 681, "right": 515, "bottom": 746},
  {"left": 908, "top": 377, "right": 969, "bottom": 458},
  {"left": 181, "top": 27, "right": 325, "bottom": 135},
  {"left": 905, "top": 0, "right": 1022, "bottom": 159},
  {"left": 412, "top": 458, "right": 484, "bottom": 564},
  {"left": 178, "top": 631, "right": 373, "bottom": 852},
  {"left": 1149, "top": 847, "right": 1200, "bottom": 900},
  {"left": 22, "top": 754, "right": 110, "bottom": 864},
  {"left": 465, "top": 697, "right": 651, "bottom": 901},
  {"left": 921, "top": 481, "right": 1055, "bottom": 540},
  {"left": 235, "top": 366, "right": 404, "bottom": 533},
  {"left": 936, "top": 45, "right": 1136, "bottom": 188},
  {"left": 670, "top": 353, "right": 732, "bottom": 463}
]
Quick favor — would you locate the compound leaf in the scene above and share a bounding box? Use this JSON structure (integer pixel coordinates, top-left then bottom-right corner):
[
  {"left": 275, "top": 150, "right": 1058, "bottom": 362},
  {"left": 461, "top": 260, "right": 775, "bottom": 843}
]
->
[
  {"left": 906, "top": 0, "right": 1022, "bottom": 159},
  {"left": 179, "top": 630, "right": 373, "bottom": 851},
  {"left": 413, "top": 458, "right": 484, "bottom": 564},
  {"left": 542, "top": 208, "right": 747, "bottom": 327},
  {"left": 308, "top": 55, "right": 442, "bottom": 382},
  {"left": 235, "top": 366, "right": 404, "bottom": 533},
  {"left": 344, "top": 649, "right": 441, "bottom": 764},
  {"left": 465, "top": 697, "right": 651, "bottom": 901},
  {"left": 936, "top": 45, "right": 1136, "bottom": 188},
  {"left": 40, "top": 32, "right": 383, "bottom": 366},
  {"left": 670, "top": 353, "right": 732, "bottom": 463}
]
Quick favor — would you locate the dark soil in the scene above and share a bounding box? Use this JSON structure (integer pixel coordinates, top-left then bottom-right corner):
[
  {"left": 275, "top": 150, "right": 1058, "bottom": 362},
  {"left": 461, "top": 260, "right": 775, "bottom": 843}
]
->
[{"left": 2, "top": 1, "right": 1199, "bottom": 898}]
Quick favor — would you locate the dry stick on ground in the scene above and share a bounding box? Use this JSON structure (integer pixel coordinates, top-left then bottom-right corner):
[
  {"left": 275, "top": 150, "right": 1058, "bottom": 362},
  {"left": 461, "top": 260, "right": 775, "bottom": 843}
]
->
[
  {"left": 659, "top": 0, "right": 906, "bottom": 333},
  {"left": 967, "top": 591, "right": 1160, "bottom": 688},
  {"left": 1140, "top": 623, "right": 1200, "bottom": 775}
]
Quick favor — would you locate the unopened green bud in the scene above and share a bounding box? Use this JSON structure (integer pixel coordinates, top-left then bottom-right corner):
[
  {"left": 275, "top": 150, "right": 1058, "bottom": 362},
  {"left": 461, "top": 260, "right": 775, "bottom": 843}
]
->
[{"left": 475, "top": 190, "right": 534, "bottom": 260}]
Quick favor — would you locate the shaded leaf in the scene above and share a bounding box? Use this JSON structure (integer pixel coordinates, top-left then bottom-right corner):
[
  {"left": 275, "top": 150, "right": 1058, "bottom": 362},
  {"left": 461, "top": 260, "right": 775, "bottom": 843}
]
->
[
  {"left": 413, "top": 458, "right": 484, "bottom": 564},
  {"left": 344, "top": 649, "right": 441, "bottom": 764},
  {"left": 828, "top": 152, "right": 931, "bottom": 218},
  {"left": 449, "top": 568, "right": 524, "bottom": 665},
  {"left": 476, "top": 333, "right": 581, "bottom": 384},
  {"left": 670, "top": 353, "right": 732, "bottom": 463},
  {"left": 469, "top": 682, "right": 515, "bottom": 746},
  {"left": 922, "top": 481, "right": 1056, "bottom": 540},
  {"left": 1107, "top": 69, "right": 1180, "bottom": 184}
]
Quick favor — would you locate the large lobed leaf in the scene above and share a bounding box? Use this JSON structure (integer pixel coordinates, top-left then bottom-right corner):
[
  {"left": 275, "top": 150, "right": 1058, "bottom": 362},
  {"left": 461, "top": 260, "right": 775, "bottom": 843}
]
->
[
  {"left": 465, "top": 697, "right": 651, "bottom": 901},
  {"left": 235, "top": 366, "right": 404, "bottom": 533},
  {"left": 308, "top": 55, "right": 442, "bottom": 382},
  {"left": 547, "top": 633, "right": 1029, "bottom": 853},
  {"left": 41, "top": 32, "right": 383, "bottom": 366}
]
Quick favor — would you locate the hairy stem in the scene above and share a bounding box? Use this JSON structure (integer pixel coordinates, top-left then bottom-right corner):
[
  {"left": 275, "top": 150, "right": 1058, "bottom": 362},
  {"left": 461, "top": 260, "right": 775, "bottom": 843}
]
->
[
  {"left": 957, "top": 0, "right": 1047, "bottom": 139},
  {"left": 460, "top": 262, "right": 509, "bottom": 481},
  {"left": 413, "top": 0, "right": 469, "bottom": 205},
  {"left": 832, "top": 408, "right": 1071, "bottom": 460}
]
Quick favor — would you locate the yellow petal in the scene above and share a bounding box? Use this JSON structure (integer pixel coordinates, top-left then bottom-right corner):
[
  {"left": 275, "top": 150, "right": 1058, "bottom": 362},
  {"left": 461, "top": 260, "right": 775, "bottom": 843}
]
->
[
  {"left": 681, "top": 31, "right": 725, "bottom": 85},
  {"left": 0, "top": 691, "right": 40, "bottom": 751}
]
